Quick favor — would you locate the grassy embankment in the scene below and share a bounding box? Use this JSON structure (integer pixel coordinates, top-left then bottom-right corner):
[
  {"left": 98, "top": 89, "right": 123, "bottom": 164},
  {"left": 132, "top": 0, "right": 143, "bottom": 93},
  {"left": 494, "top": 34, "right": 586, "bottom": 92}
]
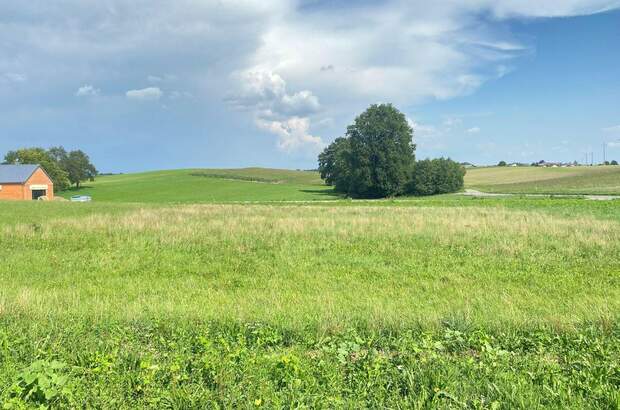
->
[{"left": 1, "top": 196, "right": 619, "bottom": 408}]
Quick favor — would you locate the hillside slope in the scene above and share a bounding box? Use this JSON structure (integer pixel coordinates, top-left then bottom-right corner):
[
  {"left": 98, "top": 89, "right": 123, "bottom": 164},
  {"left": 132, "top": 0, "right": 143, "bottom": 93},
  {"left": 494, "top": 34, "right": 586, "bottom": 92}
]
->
[
  {"left": 60, "top": 168, "right": 338, "bottom": 203},
  {"left": 465, "top": 166, "right": 620, "bottom": 195}
]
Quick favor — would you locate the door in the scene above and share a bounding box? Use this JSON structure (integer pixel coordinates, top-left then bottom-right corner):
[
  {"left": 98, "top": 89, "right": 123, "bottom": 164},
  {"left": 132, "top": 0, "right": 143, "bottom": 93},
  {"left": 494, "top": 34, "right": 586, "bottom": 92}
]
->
[{"left": 32, "top": 189, "right": 47, "bottom": 200}]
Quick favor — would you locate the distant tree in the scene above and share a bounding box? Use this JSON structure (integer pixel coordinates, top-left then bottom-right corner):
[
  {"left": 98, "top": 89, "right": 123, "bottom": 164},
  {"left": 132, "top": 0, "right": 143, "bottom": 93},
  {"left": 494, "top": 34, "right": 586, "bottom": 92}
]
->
[
  {"left": 3, "top": 148, "right": 70, "bottom": 191},
  {"left": 318, "top": 104, "right": 415, "bottom": 198},
  {"left": 497, "top": 160, "right": 507, "bottom": 167},
  {"left": 63, "top": 150, "right": 98, "bottom": 189},
  {"left": 612, "top": 160, "right": 619, "bottom": 166},
  {"left": 408, "top": 158, "right": 465, "bottom": 196},
  {"left": 604, "top": 161, "right": 610, "bottom": 166}
]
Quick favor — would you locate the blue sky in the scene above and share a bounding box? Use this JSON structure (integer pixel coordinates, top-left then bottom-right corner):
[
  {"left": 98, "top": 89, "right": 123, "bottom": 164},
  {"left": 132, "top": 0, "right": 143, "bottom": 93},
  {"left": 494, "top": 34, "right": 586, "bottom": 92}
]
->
[{"left": 1, "top": 1, "right": 619, "bottom": 172}]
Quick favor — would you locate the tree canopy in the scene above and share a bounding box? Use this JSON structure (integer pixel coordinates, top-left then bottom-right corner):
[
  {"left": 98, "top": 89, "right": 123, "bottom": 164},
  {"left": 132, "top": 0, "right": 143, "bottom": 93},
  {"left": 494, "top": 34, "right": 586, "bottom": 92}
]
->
[
  {"left": 408, "top": 158, "right": 465, "bottom": 196},
  {"left": 318, "top": 104, "right": 465, "bottom": 198},
  {"left": 318, "top": 104, "right": 416, "bottom": 198}
]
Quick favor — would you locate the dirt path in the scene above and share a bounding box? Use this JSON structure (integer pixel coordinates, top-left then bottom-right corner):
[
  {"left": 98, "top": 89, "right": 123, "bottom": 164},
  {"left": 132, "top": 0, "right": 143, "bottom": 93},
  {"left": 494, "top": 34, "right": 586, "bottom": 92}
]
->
[{"left": 462, "top": 189, "right": 620, "bottom": 201}]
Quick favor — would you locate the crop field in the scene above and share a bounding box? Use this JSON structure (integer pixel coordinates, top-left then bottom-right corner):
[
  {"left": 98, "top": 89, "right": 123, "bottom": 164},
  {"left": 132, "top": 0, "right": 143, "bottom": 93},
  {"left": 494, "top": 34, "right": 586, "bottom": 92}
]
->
[
  {"left": 465, "top": 165, "right": 620, "bottom": 195},
  {"left": 1, "top": 196, "right": 619, "bottom": 408}
]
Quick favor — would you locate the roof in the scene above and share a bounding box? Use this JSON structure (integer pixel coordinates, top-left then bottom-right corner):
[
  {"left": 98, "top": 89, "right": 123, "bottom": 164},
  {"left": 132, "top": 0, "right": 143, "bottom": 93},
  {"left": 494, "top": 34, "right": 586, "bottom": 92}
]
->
[{"left": 0, "top": 164, "right": 41, "bottom": 184}]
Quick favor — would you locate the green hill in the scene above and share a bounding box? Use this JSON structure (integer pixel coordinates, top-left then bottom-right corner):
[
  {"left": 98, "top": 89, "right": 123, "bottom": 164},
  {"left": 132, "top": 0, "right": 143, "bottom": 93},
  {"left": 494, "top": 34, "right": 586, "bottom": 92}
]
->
[
  {"left": 58, "top": 165, "right": 620, "bottom": 203},
  {"left": 465, "top": 165, "right": 620, "bottom": 195},
  {"left": 60, "top": 168, "right": 339, "bottom": 203}
]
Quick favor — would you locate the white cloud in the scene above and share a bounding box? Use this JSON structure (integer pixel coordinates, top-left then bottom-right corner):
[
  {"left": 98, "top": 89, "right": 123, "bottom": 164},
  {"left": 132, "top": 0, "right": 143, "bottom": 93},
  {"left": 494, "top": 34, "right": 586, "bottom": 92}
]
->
[
  {"left": 75, "top": 84, "right": 100, "bottom": 97},
  {"left": 229, "top": 69, "right": 323, "bottom": 152},
  {"left": 147, "top": 75, "right": 163, "bottom": 83},
  {"left": 256, "top": 116, "right": 324, "bottom": 153},
  {"left": 466, "top": 127, "right": 481, "bottom": 134},
  {"left": 126, "top": 87, "right": 163, "bottom": 101},
  {"left": 280, "top": 90, "right": 320, "bottom": 115}
]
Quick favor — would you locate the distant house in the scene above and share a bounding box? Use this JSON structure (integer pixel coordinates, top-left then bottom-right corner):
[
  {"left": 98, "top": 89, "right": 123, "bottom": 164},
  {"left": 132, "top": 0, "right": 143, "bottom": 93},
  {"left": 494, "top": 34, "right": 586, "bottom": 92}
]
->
[{"left": 0, "top": 164, "right": 54, "bottom": 201}]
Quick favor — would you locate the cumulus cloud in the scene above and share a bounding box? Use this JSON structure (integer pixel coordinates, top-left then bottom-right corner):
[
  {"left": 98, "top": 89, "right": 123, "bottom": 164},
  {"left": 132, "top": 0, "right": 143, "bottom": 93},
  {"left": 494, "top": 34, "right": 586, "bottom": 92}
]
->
[
  {"left": 466, "top": 127, "right": 481, "bottom": 134},
  {"left": 229, "top": 69, "right": 323, "bottom": 152},
  {"left": 256, "top": 116, "right": 324, "bottom": 153},
  {"left": 75, "top": 85, "right": 100, "bottom": 97},
  {"left": 126, "top": 87, "right": 163, "bottom": 101}
]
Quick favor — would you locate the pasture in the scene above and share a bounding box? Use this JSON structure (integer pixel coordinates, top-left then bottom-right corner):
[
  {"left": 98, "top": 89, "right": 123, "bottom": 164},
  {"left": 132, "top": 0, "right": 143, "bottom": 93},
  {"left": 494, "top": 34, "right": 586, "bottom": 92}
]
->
[
  {"left": 1, "top": 195, "right": 619, "bottom": 408},
  {"left": 59, "top": 168, "right": 338, "bottom": 203}
]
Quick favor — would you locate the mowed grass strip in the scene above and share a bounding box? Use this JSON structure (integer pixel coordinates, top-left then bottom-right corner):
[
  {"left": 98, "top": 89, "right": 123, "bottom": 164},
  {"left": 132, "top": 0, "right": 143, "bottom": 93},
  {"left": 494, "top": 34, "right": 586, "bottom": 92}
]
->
[
  {"left": 1, "top": 204, "right": 618, "bottom": 329},
  {"left": 465, "top": 165, "right": 620, "bottom": 195}
]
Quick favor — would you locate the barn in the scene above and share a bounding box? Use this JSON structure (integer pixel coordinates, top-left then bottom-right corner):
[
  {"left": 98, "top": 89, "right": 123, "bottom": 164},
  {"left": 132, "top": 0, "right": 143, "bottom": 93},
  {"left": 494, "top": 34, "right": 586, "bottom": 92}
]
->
[{"left": 0, "top": 164, "right": 54, "bottom": 201}]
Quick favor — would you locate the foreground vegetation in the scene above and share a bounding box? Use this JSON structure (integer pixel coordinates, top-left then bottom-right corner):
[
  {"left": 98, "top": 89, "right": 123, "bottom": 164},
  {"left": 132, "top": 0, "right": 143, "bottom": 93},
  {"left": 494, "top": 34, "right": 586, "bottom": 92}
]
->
[
  {"left": 466, "top": 165, "right": 620, "bottom": 195},
  {"left": 1, "top": 198, "right": 619, "bottom": 407}
]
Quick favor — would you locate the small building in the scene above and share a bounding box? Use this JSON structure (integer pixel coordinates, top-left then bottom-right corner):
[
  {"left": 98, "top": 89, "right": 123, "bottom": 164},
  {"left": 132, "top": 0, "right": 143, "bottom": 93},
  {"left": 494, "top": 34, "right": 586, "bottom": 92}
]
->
[{"left": 0, "top": 164, "right": 54, "bottom": 201}]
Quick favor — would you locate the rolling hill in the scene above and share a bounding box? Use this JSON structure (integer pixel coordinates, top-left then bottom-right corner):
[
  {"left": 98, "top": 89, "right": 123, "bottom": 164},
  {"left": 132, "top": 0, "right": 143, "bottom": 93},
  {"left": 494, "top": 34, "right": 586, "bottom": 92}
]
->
[
  {"left": 59, "top": 168, "right": 339, "bottom": 203},
  {"left": 58, "top": 165, "right": 620, "bottom": 203},
  {"left": 464, "top": 165, "right": 620, "bottom": 195}
]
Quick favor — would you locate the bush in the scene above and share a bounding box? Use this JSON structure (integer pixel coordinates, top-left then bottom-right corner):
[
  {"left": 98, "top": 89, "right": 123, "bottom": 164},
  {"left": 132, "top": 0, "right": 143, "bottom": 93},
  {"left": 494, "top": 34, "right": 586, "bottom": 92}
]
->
[
  {"left": 408, "top": 158, "right": 465, "bottom": 196},
  {"left": 611, "top": 160, "right": 618, "bottom": 166},
  {"left": 497, "top": 161, "right": 507, "bottom": 167}
]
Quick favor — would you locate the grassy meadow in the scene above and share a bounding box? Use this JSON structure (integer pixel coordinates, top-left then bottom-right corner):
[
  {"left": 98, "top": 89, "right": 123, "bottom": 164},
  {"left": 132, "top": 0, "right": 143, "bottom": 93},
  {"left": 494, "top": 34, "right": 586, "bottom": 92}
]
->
[
  {"left": 1, "top": 194, "right": 619, "bottom": 408},
  {"left": 59, "top": 168, "right": 338, "bottom": 203},
  {"left": 57, "top": 166, "right": 620, "bottom": 206}
]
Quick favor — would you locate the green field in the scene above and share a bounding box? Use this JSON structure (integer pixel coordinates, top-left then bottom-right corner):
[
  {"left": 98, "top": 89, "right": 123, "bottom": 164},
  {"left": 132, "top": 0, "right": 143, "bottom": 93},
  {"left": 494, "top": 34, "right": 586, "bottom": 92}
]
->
[
  {"left": 60, "top": 168, "right": 339, "bottom": 203},
  {"left": 465, "top": 165, "right": 620, "bottom": 195},
  {"left": 2, "top": 168, "right": 620, "bottom": 407},
  {"left": 58, "top": 166, "right": 620, "bottom": 205}
]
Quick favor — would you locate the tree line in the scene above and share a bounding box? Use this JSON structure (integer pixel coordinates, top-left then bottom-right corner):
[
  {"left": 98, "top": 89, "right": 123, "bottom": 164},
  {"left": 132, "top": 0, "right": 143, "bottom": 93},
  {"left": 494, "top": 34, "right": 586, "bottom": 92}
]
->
[
  {"left": 318, "top": 104, "right": 465, "bottom": 198},
  {"left": 2, "top": 147, "right": 97, "bottom": 191}
]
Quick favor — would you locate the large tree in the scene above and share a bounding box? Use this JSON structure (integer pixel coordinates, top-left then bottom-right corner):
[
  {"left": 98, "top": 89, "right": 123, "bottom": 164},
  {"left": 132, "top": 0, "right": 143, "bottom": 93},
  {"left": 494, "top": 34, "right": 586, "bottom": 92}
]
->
[
  {"left": 62, "top": 150, "right": 97, "bottom": 189},
  {"left": 3, "top": 148, "right": 70, "bottom": 191},
  {"left": 318, "top": 104, "right": 416, "bottom": 198}
]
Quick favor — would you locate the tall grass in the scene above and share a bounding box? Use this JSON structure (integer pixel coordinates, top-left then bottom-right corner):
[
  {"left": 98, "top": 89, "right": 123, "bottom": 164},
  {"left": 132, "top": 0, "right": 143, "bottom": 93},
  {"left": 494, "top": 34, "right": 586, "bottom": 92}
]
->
[
  {"left": 2, "top": 204, "right": 618, "bottom": 329},
  {"left": 1, "top": 201, "right": 619, "bottom": 407}
]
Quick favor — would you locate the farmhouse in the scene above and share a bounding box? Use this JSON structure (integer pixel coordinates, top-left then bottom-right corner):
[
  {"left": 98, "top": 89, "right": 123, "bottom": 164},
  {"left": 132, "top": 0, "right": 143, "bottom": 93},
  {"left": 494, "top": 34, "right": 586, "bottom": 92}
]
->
[{"left": 0, "top": 164, "right": 54, "bottom": 201}]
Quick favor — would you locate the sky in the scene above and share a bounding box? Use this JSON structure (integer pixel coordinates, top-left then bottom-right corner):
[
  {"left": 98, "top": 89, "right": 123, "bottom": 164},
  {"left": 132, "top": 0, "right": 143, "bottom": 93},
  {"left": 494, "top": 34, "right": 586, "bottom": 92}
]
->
[{"left": 1, "top": 1, "right": 619, "bottom": 172}]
